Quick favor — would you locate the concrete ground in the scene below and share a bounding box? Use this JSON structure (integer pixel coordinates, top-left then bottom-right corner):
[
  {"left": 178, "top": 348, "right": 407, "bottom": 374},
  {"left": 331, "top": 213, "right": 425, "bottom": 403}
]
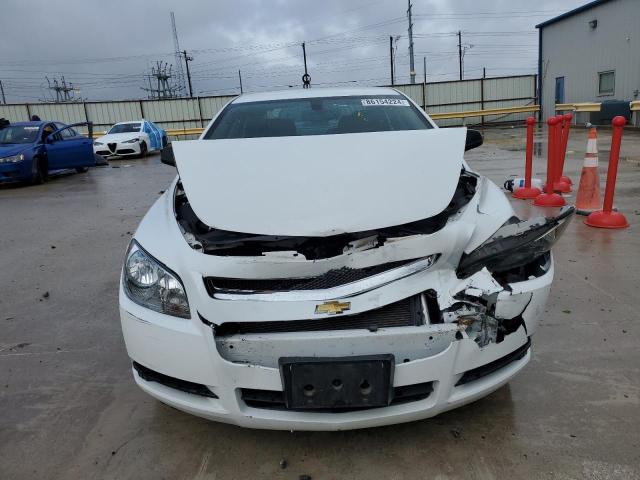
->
[{"left": 1, "top": 126, "right": 638, "bottom": 480}]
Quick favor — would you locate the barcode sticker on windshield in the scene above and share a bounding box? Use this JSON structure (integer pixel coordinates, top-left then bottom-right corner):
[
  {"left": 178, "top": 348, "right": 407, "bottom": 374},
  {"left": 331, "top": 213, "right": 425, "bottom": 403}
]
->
[{"left": 361, "top": 98, "right": 410, "bottom": 106}]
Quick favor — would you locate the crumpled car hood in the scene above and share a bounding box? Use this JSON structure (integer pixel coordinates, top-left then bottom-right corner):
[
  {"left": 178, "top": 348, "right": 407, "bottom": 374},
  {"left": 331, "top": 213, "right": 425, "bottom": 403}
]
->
[{"left": 172, "top": 128, "right": 466, "bottom": 237}]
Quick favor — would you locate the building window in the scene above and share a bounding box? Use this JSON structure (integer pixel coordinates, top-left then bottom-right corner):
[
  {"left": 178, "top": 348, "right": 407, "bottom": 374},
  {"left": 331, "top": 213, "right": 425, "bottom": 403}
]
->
[{"left": 598, "top": 71, "right": 615, "bottom": 95}]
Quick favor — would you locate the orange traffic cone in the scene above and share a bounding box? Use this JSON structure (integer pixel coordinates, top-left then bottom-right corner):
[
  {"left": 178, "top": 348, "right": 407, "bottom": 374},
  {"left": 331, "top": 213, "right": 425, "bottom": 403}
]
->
[{"left": 575, "top": 128, "right": 602, "bottom": 215}]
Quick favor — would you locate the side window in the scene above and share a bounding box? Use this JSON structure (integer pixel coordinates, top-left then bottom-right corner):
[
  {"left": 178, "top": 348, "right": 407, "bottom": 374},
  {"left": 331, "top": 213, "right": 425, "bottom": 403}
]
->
[{"left": 598, "top": 71, "right": 614, "bottom": 96}]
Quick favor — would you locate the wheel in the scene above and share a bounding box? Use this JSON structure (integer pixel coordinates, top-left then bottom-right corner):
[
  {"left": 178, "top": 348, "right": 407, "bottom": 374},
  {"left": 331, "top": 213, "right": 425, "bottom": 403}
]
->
[
  {"left": 75, "top": 167, "right": 89, "bottom": 173},
  {"left": 30, "top": 156, "right": 48, "bottom": 185},
  {"left": 138, "top": 141, "right": 148, "bottom": 158}
]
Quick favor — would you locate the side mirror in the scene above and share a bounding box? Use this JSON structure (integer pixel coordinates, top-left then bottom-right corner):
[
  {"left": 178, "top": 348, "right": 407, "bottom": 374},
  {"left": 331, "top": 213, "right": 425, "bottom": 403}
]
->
[
  {"left": 160, "top": 144, "right": 176, "bottom": 166},
  {"left": 45, "top": 134, "right": 56, "bottom": 144},
  {"left": 465, "top": 129, "right": 483, "bottom": 151}
]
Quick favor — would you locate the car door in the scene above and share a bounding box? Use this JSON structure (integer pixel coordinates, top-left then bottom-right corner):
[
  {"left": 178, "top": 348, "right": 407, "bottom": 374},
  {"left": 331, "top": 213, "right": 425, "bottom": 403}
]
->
[{"left": 45, "top": 123, "right": 93, "bottom": 169}]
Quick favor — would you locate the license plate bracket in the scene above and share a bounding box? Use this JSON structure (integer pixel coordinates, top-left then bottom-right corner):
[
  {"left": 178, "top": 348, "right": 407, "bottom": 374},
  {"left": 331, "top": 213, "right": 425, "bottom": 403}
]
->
[{"left": 279, "top": 354, "right": 395, "bottom": 410}]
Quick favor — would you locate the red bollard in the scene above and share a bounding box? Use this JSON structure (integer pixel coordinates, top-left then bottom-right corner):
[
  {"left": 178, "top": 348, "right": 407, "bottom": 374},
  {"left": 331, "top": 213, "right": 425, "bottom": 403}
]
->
[
  {"left": 558, "top": 112, "right": 573, "bottom": 185},
  {"left": 513, "top": 117, "right": 541, "bottom": 199},
  {"left": 585, "top": 116, "right": 629, "bottom": 228},
  {"left": 535, "top": 117, "right": 566, "bottom": 207},
  {"left": 553, "top": 114, "right": 571, "bottom": 193}
]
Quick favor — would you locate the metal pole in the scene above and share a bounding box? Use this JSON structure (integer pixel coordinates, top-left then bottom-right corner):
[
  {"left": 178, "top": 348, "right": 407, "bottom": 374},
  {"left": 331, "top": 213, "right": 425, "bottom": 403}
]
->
[
  {"left": 303, "top": 42, "right": 308, "bottom": 75},
  {"left": 183, "top": 50, "right": 193, "bottom": 97},
  {"left": 390, "top": 36, "right": 395, "bottom": 86},
  {"left": 238, "top": 70, "right": 243, "bottom": 94},
  {"left": 423, "top": 57, "right": 426, "bottom": 84},
  {"left": 458, "top": 31, "right": 463, "bottom": 81},
  {"left": 481, "top": 67, "right": 485, "bottom": 126},
  {"left": 407, "top": 0, "right": 415, "bottom": 84},
  {"left": 0, "top": 80, "right": 5, "bottom": 104}
]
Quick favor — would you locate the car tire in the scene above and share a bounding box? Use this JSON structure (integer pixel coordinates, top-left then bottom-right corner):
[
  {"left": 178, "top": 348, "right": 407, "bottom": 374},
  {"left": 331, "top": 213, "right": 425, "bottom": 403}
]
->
[
  {"left": 75, "top": 167, "right": 89, "bottom": 173},
  {"left": 30, "top": 156, "right": 48, "bottom": 185},
  {"left": 139, "top": 141, "right": 147, "bottom": 158}
]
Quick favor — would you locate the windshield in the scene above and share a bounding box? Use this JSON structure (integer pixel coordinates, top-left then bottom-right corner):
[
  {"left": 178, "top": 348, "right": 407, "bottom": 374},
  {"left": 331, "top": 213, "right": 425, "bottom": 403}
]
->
[
  {"left": 109, "top": 123, "right": 141, "bottom": 134},
  {"left": 204, "top": 95, "right": 432, "bottom": 139},
  {"left": 0, "top": 125, "right": 40, "bottom": 144}
]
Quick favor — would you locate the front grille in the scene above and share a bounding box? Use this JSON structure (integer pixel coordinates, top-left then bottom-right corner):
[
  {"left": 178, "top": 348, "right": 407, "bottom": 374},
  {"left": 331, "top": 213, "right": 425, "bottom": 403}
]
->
[
  {"left": 455, "top": 338, "right": 531, "bottom": 386},
  {"left": 204, "top": 259, "right": 417, "bottom": 295},
  {"left": 133, "top": 362, "right": 218, "bottom": 398},
  {"left": 116, "top": 148, "right": 135, "bottom": 154},
  {"left": 241, "top": 381, "right": 433, "bottom": 412},
  {"left": 108, "top": 142, "right": 116, "bottom": 152},
  {"left": 214, "top": 294, "right": 424, "bottom": 336}
]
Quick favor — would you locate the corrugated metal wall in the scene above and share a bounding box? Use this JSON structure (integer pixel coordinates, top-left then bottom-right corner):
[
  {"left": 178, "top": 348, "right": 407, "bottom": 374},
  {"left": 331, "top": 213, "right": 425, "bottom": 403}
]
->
[
  {"left": 0, "top": 75, "right": 535, "bottom": 133},
  {"left": 394, "top": 75, "right": 536, "bottom": 126}
]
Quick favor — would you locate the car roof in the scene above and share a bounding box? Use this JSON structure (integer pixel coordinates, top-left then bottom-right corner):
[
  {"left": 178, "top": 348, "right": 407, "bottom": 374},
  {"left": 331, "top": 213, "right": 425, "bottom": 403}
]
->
[
  {"left": 113, "top": 120, "right": 143, "bottom": 125},
  {"left": 232, "top": 86, "right": 403, "bottom": 104}
]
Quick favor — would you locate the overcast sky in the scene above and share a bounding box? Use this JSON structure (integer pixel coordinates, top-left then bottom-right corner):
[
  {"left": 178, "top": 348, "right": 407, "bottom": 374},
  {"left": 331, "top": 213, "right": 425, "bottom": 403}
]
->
[{"left": 0, "top": 0, "right": 587, "bottom": 102}]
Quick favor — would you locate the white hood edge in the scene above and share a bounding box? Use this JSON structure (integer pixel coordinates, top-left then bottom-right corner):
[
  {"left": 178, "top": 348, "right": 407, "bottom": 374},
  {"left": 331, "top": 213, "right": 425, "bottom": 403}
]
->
[
  {"left": 96, "top": 133, "right": 141, "bottom": 142},
  {"left": 172, "top": 128, "right": 467, "bottom": 237}
]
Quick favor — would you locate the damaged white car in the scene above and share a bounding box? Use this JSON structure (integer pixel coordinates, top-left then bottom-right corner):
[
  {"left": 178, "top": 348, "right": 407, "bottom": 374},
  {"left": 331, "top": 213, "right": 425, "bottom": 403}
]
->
[{"left": 119, "top": 87, "right": 573, "bottom": 430}]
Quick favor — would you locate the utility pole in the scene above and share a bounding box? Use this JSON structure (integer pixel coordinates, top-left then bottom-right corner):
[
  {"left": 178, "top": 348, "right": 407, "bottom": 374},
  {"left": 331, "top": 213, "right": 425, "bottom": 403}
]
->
[
  {"left": 423, "top": 56, "right": 427, "bottom": 84},
  {"left": 182, "top": 50, "right": 193, "bottom": 97},
  {"left": 141, "top": 61, "right": 181, "bottom": 99},
  {"left": 0, "top": 80, "right": 6, "bottom": 104},
  {"left": 458, "top": 30, "right": 463, "bottom": 81},
  {"left": 45, "top": 76, "right": 81, "bottom": 102},
  {"left": 407, "top": 0, "right": 416, "bottom": 84},
  {"left": 238, "top": 70, "right": 243, "bottom": 94},
  {"left": 302, "top": 42, "right": 311, "bottom": 88},
  {"left": 389, "top": 36, "right": 395, "bottom": 86}
]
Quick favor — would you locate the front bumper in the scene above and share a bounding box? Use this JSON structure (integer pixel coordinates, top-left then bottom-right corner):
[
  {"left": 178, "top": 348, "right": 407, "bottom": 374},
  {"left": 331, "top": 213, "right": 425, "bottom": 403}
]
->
[
  {"left": 0, "top": 160, "right": 30, "bottom": 182},
  {"left": 94, "top": 141, "right": 141, "bottom": 157},
  {"left": 119, "top": 260, "right": 552, "bottom": 430}
]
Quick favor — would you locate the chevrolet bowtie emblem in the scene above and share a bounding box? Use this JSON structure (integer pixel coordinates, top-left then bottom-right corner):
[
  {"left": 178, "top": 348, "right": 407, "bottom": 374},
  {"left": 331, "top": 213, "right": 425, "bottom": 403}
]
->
[{"left": 314, "top": 300, "right": 351, "bottom": 315}]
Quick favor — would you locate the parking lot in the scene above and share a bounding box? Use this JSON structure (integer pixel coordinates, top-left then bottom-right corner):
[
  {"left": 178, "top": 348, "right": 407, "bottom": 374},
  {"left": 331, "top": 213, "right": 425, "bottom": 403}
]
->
[{"left": 1, "top": 126, "right": 639, "bottom": 479}]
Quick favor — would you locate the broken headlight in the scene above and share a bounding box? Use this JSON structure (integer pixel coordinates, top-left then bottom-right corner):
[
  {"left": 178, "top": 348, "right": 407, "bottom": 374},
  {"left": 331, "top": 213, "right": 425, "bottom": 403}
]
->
[
  {"left": 123, "top": 241, "right": 190, "bottom": 318},
  {"left": 457, "top": 206, "right": 575, "bottom": 279}
]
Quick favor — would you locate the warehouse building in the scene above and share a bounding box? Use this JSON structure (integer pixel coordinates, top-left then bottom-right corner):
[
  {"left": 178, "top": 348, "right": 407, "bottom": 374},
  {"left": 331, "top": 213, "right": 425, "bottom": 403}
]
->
[{"left": 537, "top": 0, "right": 640, "bottom": 122}]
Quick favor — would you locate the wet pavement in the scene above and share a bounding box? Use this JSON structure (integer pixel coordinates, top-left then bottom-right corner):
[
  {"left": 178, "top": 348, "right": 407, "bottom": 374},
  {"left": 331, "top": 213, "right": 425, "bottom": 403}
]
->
[{"left": 1, "top": 126, "right": 639, "bottom": 479}]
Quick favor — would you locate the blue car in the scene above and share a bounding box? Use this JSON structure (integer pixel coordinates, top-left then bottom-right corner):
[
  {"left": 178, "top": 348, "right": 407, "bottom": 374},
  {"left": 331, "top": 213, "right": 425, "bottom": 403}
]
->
[{"left": 0, "top": 120, "right": 97, "bottom": 184}]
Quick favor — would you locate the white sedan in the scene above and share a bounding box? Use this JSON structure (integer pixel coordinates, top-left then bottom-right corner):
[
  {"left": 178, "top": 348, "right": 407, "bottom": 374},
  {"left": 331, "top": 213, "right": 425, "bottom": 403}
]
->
[
  {"left": 93, "top": 120, "right": 167, "bottom": 158},
  {"left": 119, "top": 87, "right": 573, "bottom": 430}
]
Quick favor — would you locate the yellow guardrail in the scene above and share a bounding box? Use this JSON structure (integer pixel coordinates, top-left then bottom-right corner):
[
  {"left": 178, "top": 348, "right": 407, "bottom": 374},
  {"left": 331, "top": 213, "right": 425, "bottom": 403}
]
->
[
  {"left": 428, "top": 104, "right": 539, "bottom": 120},
  {"left": 86, "top": 128, "right": 203, "bottom": 137},
  {"left": 630, "top": 101, "right": 640, "bottom": 112},
  {"left": 555, "top": 102, "right": 601, "bottom": 112}
]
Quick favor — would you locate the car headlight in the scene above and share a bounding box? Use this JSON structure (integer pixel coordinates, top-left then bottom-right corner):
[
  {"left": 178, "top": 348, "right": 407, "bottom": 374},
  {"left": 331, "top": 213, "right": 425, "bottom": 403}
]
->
[
  {"left": 94, "top": 141, "right": 103, "bottom": 146},
  {"left": 123, "top": 241, "right": 190, "bottom": 318},
  {"left": 457, "top": 206, "right": 575, "bottom": 278},
  {"left": 0, "top": 154, "right": 24, "bottom": 164},
  {"left": 123, "top": 137, "right": 140, "bottom": 144}
]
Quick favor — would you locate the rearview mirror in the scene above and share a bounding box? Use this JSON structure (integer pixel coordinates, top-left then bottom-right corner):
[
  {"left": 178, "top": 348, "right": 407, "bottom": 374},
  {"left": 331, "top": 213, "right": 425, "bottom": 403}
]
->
[
  {"left": 465, "top": 129, "right": 483, "bottom": 151},
  {"left": 160, "top": 144, "right": 176, "bottom": 166}
]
